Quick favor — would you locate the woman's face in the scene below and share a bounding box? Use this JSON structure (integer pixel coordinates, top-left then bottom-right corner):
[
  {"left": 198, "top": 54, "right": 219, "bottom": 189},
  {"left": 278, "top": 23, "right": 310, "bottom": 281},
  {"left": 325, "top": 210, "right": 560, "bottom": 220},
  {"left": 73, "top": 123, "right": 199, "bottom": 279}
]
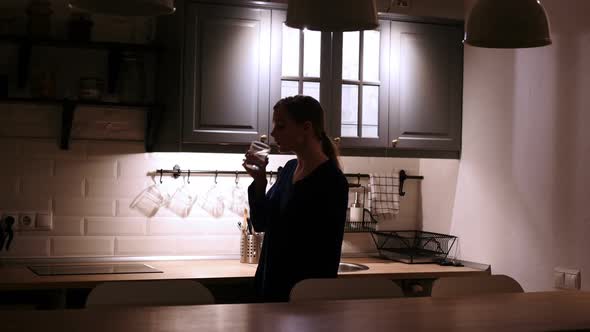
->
[{"left": 270, "top": 106, "right": 307, "bottom": 153}]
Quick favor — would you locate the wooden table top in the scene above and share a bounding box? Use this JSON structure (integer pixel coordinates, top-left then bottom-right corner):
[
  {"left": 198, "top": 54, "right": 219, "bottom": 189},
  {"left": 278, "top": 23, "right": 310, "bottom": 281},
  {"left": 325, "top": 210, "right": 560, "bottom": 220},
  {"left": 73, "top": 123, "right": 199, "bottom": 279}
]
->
[
  {"left": 3, "top": 291, "right": 589, "bottom": 331},
  {"left": 0, "top": 257, "right": 488, "bottom": 290}
]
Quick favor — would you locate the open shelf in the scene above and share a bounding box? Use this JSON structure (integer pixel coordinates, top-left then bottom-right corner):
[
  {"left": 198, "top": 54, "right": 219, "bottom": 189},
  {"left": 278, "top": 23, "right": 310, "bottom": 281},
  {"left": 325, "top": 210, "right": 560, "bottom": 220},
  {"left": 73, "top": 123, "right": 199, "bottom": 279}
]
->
[
  {"left": 0, "top": 97, "right": 161, "bottom": 152},
  {"left": 0, "top": 35, "right": 160, "bottom": 52},
  {"left": 0, "top": 97, "right": 154, "bottom": 109}
]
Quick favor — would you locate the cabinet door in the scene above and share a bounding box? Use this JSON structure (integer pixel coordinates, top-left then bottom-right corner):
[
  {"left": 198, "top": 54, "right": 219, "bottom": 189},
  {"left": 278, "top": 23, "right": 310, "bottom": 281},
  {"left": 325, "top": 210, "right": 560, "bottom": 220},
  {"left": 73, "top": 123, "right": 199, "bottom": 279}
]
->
[
  {"left": 331, "top": 21, "right": 391, "bottom": 149},
  {"left": 388, "top": 21, "right": 463, "bottom": 152},
  {"left": 184, "top": 4, "right": 271, "bottom": 144}
]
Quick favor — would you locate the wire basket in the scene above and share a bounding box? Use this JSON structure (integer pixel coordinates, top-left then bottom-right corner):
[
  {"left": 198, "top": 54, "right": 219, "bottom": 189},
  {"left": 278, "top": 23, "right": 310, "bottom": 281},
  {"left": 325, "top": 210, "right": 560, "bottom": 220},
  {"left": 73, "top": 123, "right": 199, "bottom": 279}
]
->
[
  {"left": 344, "top": 208, "right": 378, "bottom": 232},
  {"left": 370, "top": 230, "right": 457, "bottom": 264}
]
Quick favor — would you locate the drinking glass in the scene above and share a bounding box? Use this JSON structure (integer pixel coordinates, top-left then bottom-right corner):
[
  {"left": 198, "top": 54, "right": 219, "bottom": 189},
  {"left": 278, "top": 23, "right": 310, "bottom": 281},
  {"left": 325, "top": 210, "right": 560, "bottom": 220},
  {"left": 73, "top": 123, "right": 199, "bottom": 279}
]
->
[
  {"left": 130, "top": 184, "right": 169, "bottom": 218},
  {"left": 228, "top": 183, "right": 248, "bottom": 216},
  {"left": 245, "top": 140, "right": 270, "bottom": 171},
  {"left": 166, "top": 184, "right": 197, "bottom": 218},
  {"left": 199, "top": 183, "right": 225, "bottom": 218}
]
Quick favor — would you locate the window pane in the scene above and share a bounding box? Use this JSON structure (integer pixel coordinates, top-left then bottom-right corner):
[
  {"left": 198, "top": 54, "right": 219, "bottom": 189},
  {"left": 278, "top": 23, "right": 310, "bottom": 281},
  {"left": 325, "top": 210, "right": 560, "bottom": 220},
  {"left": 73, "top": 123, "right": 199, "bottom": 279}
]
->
[
  {"left": 281, "top": 24, "right": 300, "bottom": 77},
  {"left": 342, "top": 31, "right": 359, "bottom": 81},
  {"left": 281, "top": 80, "right": 299, "bottom": 98},
  {"left": 341, "top": 84, "right": 359, "bottom": 137},
  {"left": 303, "top": 29, "right": 321, "bottom": 78},
  {"left": 363, "top": 30, "right": 380, "bottom": 82},
  {"left": 362, "top": 125, "right": 378, "bottom": 138},
  {"left": 341, "top": 125, "right": 358, "bottom": 137},
  {"left": 303, "top": 82, "right": 320, "bottom": 102},
  {"left": 362, "top": 85, "right": 379, "bottom": 138}
]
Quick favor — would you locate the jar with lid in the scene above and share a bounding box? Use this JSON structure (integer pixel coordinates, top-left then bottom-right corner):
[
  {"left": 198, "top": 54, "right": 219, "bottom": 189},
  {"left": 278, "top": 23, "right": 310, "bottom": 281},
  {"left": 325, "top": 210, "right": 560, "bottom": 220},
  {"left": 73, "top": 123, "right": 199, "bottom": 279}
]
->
[
  {"left": 117, "top": 52, "right": 146, "bottom": 103},
  {"left": 27, "top": 0, "right": 52, "bottom": 38}
]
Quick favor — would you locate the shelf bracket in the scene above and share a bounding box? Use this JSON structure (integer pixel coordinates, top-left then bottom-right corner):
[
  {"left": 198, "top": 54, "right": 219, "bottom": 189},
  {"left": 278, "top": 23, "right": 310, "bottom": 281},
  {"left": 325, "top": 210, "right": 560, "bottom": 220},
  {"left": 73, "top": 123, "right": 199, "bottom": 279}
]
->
[
  {"left": 60, "top": 100, "right": 77, "bottom": 150},
  {"left": 399, "top": 170, "right": 424, "bottom": 196},
  {"left": 17, "top": 41, "right": 32, "bottom": 89},
  {"left": 107, "top": 48, "right": 122, "bottom": 94}
]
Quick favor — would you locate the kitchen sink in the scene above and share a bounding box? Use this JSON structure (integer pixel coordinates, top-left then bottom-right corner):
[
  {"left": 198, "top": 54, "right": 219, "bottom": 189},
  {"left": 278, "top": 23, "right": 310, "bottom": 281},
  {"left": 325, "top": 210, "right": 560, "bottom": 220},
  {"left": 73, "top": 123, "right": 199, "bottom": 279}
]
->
[{"left": 338, "top": 262, "right": 369, "bottom": 273}]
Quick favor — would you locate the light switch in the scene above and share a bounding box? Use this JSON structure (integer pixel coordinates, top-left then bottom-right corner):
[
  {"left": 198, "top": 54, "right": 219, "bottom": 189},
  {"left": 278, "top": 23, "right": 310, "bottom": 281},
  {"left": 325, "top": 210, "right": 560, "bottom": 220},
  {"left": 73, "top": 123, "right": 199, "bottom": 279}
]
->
[
  {"left": 553, "top": 271, "right": 565, "bottom": 289},
  {"left": 564, "top": 273, "right": 580, "bottom": 290},
  {"left": 36, "top": 212, "right": 53, "bottom": 230},
  {"left": 555, "top": 267, "right": 581, "bottom": 290}
]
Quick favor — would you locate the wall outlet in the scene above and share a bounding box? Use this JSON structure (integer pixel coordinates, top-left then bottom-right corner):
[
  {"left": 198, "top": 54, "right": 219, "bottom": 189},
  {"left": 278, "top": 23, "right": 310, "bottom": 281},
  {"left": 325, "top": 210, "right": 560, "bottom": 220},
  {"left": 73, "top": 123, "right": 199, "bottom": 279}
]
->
[
  {"left": 395, "top": 0, "right": 411, "bottom": 8},
  {"left": 18, "top": 212, "right": 35, "bottom": 231},
  {"left": 2, "top": 212, "right": 19, "bottom": 230},
  {"left": 35, "top": 212, "right": 53, "bottom": 230}
]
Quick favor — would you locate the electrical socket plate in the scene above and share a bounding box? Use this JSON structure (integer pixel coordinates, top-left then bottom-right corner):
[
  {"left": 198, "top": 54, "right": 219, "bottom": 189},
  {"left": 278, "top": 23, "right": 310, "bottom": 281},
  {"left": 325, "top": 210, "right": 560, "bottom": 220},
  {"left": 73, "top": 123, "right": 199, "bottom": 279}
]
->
[
  {"left": 396, "top": 0, "right": 411, "bottom": 8},
  {"left": 18, "top": 212, "right": 36, "bottom": 230},
  {"left": 2, "top": 212, "right": 19, "bottom": 230}
]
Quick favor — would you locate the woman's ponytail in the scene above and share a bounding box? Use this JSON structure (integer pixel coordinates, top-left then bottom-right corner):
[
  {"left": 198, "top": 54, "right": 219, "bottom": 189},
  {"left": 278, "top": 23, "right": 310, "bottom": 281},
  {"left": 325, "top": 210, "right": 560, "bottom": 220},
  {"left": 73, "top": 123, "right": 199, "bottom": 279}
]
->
[{"left": 320, "top": 132, "right": 342, "bottom": 170}]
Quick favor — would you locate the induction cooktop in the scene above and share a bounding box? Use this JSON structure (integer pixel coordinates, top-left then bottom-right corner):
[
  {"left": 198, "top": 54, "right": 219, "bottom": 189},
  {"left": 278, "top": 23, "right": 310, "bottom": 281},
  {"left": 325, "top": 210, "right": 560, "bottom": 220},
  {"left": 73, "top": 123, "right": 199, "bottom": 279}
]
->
[{"left": 28, "top": 263, "right": 163, "bottom": 276}]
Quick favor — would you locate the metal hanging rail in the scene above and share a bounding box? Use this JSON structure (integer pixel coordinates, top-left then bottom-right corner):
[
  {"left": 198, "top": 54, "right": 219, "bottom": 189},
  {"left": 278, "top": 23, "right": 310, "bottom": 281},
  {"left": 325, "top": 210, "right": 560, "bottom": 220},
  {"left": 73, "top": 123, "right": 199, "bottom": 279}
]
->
[{"left": 151, "top": 165, "right": 423, "bottom": 196}]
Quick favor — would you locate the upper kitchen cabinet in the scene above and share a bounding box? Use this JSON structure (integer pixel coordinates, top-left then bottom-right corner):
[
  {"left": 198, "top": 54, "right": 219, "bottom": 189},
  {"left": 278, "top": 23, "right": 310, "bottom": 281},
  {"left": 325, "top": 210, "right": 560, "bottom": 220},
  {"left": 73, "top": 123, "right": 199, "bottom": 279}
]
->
[
  {"left": 330, "top": 18, "right": 463, "bottom": 158},
  {"left": 183, "top": 3, "right": 271, "bottom": 145},
  {"left": 387, "top": 20, "right": 463, "bottom": 156},
  {"left": 329, "top": 21, "right": 391, "bottom": 151}
]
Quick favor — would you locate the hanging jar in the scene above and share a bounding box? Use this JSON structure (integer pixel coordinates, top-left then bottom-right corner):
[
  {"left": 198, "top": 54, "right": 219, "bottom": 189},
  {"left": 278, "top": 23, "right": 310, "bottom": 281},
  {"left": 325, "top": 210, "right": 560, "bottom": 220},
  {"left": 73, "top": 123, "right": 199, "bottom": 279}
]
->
[{"left": 117, "top": 51, "right": 146, "bottom": 103}]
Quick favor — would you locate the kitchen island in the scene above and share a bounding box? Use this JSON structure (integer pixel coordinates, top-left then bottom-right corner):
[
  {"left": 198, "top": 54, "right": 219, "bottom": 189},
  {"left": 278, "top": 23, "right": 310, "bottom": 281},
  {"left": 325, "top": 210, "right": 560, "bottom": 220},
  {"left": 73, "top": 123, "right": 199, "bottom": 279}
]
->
[{"left": 3, "top": 291, "right": 590, "bottom": 331}]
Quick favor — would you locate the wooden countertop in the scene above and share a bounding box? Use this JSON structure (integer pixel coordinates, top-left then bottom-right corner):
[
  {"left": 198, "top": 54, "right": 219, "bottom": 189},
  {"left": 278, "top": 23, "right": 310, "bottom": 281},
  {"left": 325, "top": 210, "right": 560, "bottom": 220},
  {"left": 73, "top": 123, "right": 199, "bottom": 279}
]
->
[
  {"left": 3, "top": 291, "right": 590, "bottom": 331},
  {"left": 0, "top": 257, "right": 488, "bottom": 290}
]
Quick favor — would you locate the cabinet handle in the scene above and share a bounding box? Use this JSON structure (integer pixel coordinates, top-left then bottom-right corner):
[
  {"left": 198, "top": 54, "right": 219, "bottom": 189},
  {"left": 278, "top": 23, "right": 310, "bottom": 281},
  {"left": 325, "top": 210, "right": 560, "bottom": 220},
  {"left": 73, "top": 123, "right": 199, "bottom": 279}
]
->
[
  {"left": 391, "top": 139, "right": 399, "bottom": 148},
  {"left": 333, "top": 137, "right": 341, "bottom": 145},
  {"left": 259, "top": 135, "right": 268, "bottom": 143}
]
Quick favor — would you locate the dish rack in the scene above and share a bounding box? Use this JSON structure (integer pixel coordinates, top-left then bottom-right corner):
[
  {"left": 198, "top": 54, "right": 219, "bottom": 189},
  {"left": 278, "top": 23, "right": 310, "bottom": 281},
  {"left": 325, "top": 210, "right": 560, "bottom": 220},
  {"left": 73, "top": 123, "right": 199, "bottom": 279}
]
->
[
  {"left": 344, "top": 208, "right": 378, "bottom": 232},
  {"left": 370, "top": 230, "right": 457, "bottom": 264}
]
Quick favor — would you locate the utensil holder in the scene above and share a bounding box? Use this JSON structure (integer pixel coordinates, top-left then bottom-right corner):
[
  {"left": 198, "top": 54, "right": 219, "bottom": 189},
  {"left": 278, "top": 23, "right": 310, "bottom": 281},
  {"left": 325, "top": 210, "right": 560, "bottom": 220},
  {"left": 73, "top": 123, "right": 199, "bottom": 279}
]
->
[{"left": 240, "top": 233, "right": 263, "bottom": 264}]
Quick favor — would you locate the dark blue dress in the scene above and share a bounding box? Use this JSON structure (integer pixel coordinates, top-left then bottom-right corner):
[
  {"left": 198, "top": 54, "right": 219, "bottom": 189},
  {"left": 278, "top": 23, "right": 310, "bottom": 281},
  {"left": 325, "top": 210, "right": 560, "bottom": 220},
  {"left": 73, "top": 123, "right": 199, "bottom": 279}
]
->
[{"left": 248, "top": 158, "right": 349, "bottom": 302}]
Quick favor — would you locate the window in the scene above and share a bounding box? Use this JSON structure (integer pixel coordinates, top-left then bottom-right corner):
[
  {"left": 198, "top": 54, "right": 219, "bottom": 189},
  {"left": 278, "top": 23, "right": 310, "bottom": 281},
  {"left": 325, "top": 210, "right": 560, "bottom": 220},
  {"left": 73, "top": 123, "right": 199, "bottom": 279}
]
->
[
  {"left": 341, "top": 30, "right": 381, "bottom": 138},
  {"left": 280, "top": 25, "right": 322, "bottom": 102}
]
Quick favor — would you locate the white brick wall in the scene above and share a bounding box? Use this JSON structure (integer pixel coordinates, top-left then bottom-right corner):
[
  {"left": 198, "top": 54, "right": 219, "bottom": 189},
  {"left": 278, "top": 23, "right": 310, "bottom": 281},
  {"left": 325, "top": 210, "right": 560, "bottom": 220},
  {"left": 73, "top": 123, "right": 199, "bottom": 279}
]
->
[{"left": 0, "top": 137, "right": 421, "bottom": 258}]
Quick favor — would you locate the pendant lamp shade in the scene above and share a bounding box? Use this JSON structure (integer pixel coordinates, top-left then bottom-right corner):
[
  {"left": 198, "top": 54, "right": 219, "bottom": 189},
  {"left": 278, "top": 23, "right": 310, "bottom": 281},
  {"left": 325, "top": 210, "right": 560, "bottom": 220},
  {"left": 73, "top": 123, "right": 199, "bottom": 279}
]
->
[
  {"left": 286, "top": 0, "right": 378, "bottom": 32},
  {"left": 69, "top": 0, "right": 175, "bottom": 17},
  {"left": 464, "top": 0, "right": 551, "bottom": 48}
]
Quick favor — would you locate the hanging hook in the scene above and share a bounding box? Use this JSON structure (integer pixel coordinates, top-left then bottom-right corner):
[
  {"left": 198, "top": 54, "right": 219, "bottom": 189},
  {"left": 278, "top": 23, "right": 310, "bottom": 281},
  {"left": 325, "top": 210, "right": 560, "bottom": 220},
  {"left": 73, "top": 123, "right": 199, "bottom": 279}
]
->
[
  {"left": 235, "top": 171, "right": 239, "bottom": 185},
  {"left": 159, "top": 169, "right": 163, "bottom": 184},
  {"left": 214, "top": 171, "right": 218, "bottom": 184},
  {"left": 357, "top": 173, "right": 361, "bottom": 185},
  {"left": 187, "top": 169, "right": 191, "bottom": 184}
]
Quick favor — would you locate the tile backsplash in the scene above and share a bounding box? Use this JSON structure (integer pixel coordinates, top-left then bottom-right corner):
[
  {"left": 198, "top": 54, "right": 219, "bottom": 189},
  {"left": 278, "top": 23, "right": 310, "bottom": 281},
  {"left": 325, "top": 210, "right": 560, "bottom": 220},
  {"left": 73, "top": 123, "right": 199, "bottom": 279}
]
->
[{"left": 0, "top": 138, "right": 421, "bottom": 259}]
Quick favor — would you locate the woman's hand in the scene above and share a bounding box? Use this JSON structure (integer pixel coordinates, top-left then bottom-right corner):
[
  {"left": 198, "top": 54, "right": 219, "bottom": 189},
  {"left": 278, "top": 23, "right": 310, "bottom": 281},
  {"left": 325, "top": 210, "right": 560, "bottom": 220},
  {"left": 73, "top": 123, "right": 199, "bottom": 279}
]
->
[{"left": 242, "top": 151, "right": 268, "bottom": 183}]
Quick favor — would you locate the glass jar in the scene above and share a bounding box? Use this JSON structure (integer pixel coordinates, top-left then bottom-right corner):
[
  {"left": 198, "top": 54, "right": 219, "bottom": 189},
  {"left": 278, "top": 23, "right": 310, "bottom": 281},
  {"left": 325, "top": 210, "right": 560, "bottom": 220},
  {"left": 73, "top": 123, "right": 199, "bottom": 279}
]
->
[{"left": 118, "top": 52, "right": 146, "bottom": 103}]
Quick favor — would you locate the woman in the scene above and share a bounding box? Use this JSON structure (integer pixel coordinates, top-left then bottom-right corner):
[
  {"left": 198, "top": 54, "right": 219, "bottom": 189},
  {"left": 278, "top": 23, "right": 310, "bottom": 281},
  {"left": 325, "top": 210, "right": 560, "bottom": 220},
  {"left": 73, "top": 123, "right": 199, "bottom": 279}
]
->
[{"left": 243, "top": 95, "right": 349, "bottom": 302}]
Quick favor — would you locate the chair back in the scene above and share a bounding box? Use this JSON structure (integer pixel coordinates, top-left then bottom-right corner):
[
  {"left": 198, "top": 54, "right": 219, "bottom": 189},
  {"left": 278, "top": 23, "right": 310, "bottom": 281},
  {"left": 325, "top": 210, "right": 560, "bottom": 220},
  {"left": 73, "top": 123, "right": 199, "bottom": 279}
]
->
[
  {"left": 86, "top": 280, "right": 215, "bottom": 307},
  {"left": 431, "top": 274, "right": 524, "bottom": 297},
  {"left": 290, "top": 277, "right": 404, "bottom": 302}
]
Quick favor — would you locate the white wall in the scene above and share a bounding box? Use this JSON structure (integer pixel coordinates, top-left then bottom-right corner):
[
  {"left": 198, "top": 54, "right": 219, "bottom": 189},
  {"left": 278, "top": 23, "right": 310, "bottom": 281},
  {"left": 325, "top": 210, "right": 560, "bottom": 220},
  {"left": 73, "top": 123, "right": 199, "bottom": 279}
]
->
[
  {"left": 421, "top": 0, "right": 590, "bottom": 291},
  {"left": 0, "top": 137, "right": 421, "bottom": 258}
]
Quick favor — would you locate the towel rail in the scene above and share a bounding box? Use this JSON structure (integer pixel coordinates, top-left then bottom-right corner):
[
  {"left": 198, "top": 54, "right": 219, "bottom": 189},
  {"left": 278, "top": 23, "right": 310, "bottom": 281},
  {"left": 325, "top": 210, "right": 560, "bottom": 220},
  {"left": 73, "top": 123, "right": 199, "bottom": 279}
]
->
[{"left": 150, "top": 165, "right": 423, "bottom": 196}]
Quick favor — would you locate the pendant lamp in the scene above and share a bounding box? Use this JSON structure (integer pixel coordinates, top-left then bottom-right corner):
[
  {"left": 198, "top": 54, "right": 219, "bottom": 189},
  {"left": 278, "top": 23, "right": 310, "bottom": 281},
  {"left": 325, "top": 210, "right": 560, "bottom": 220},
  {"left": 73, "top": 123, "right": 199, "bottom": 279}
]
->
[
  {"left": 286, "top": 0, "right": 378, "bottom": 32},
  {"left": 69, "top": 0, "right": 175, "bottom": 17},
  {"left": 464, "top": 0, "right": 551, "bottom": 48}
]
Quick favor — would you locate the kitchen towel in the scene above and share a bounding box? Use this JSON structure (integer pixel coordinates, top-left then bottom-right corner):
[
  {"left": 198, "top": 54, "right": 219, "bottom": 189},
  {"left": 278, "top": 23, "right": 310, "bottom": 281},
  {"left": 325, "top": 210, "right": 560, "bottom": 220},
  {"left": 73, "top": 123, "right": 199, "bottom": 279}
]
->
[{"left": 369, "top": 173, "right": 400, "bottom": 216}]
